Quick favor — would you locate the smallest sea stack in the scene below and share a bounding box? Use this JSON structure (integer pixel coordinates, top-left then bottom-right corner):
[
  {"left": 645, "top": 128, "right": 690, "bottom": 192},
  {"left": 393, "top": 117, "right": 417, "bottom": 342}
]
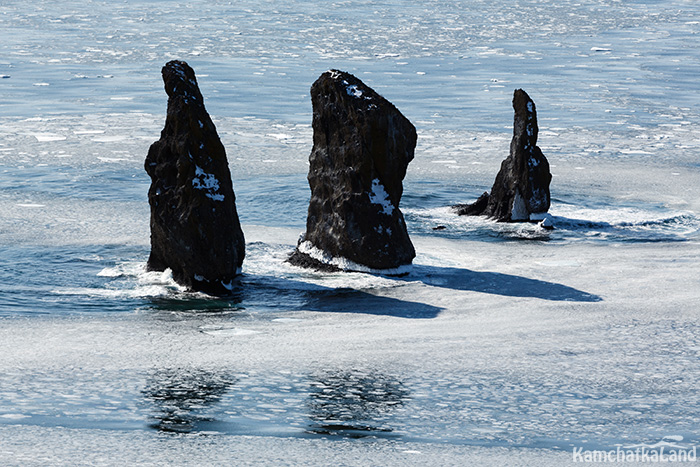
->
[
  {"left": 289, "top": 70, "right": 416, "bottom": 274},
  {"left": 455, "top": 89, "right": 551, "bottom": 222},
  {"left": 145, "top": 60, "right": 245, "bottom": 295}
]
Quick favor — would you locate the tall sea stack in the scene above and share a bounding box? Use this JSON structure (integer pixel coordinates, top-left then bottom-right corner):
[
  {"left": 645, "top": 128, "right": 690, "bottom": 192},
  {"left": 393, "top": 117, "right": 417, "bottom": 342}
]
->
[
  {"left": 455, "top": 89, "right": 551, "bottom": 222},
  {"left": 145, "top": 60, "right": 245, "bottom": 295},
  {"left": 289, "top": 70, "right": 416, "bottom": 274}
]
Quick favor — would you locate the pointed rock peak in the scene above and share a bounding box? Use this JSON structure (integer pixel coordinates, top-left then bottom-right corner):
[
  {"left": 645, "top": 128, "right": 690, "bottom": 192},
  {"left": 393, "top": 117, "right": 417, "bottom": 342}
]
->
[
  {"left": 324, "top": 69, "right": 379, "bottom": 103},
  {"left": 513, "top": 89, "right": 537, "bottom": 130},
  {"left": 162, "top": 60, "right": 203, "bottom": 102},
  {"left": 513, "top": 88, "right": 539, "bottom": 150}
]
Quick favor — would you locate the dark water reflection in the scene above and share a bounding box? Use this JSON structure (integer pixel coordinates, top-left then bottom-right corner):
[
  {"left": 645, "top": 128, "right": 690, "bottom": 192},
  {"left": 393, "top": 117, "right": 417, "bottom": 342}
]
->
[
  {"left": 306, "top": 369, "right": 410, "bottom": 438},
  {"left": 143, "top": 369, "right": 236, "bottom": 433},
  {"left": 142, "top": 368, "right": 408, "bottom": 439}
]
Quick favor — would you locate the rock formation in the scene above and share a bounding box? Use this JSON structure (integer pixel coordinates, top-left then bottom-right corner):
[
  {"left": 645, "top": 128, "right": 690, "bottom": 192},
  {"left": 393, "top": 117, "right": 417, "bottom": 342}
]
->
[
  {"left": 145, "top": 60, "right": 245, "bottom": 295},
  {"left": 455, "top": 89, "right": 551, "bottom": 222},
  {"left": 289, "top": 70, "right": 416, "bottom": 274}
]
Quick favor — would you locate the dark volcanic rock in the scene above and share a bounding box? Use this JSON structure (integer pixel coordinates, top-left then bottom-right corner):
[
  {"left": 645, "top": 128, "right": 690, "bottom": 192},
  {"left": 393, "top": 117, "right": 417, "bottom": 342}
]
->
[
  {"left": 455, "top": 191, "right": 489, "bottom": 216},
  {"left": 145, "top": 60, "right": 245, "bottom": 295},
  {"left": 455, "top": 89, "right": 551, "bottom": 221},
  {"left": 290, "top": 70, "right": 416, "bottom": 273}
]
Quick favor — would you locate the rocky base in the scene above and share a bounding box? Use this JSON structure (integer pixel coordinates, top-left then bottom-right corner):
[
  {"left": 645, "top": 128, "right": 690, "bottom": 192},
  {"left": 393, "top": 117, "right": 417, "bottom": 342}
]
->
[
  {"left": 287, "top": 250, "right": 342, "bottom": 273},
  {"left": 289, "top": 240, "right": 412, "bottom": 276}
]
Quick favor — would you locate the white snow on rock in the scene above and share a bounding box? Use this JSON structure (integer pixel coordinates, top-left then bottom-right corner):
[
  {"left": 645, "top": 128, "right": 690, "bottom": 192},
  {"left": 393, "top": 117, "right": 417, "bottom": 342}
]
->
[
  {"left": 368, "top": 179, "right": 394, "bottom": 216},
  {"left": 192, "top": 165, "right": 224, "bottom": 201},
  {"left": 346, "top": 84, "right": 366, "bottom": 99}
]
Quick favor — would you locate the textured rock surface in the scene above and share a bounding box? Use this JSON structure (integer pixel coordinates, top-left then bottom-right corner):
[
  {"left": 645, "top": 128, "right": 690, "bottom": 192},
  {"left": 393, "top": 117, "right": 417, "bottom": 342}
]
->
[
  {"left": 455, "top": 89, "right": 551, "bottom": 221},
  {"left": 290, "top": 70, "right": 416, "bottom": 273},
  {"left": 145, "top": 60, "right": 245, "bottom": 295}
]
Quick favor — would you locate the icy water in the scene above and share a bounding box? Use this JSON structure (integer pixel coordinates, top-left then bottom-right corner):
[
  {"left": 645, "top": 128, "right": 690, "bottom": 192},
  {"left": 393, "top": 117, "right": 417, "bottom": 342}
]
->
[{"left": 2, "top": 1, "right": 700, "bottom": 465}]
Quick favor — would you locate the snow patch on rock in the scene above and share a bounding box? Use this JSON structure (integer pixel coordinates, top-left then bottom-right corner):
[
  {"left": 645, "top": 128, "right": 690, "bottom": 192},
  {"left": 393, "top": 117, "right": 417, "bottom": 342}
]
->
[
  {"left": 368, "top": 179, "right": 394, "bottom": 216},
  {"left": 192, "top": 165, "right": 224, "bottom": 201}
]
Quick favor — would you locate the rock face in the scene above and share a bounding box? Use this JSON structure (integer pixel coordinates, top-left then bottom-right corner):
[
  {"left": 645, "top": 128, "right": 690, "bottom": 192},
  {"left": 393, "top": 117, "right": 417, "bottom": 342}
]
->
[
  {"left": 455, "top": 89, "right": 551, "bottom": 221},
  {"left": 145, "top": 60, "right": 245, "bottom": 295},
  {"left": 289, "top": 70, "right": 416, "bottom": 273}
]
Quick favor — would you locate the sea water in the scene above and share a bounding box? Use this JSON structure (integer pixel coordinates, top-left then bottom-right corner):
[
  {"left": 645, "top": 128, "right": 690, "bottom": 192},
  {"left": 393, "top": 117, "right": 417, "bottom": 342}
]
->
[{"left": 1, "top": 1, "right": 700, "bottom": 465}]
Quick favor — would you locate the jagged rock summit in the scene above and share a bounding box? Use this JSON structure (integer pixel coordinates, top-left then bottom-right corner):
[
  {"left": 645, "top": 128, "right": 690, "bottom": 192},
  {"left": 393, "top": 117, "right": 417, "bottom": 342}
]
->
[
  {"left": 455, "top": 89, "right": 551, "bottom": 222},
  {"left": 289, "top": 70, "right": 416, "bottom": 274},
  {"left": 145, "top": 60, "right": 245, "bottom": 295}
]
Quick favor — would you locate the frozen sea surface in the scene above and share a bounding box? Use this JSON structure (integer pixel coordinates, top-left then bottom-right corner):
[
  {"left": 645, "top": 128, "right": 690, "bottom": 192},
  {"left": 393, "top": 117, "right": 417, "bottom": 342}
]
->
[{"left": 1, "top": 0, "right": 700, "bottom": 465}]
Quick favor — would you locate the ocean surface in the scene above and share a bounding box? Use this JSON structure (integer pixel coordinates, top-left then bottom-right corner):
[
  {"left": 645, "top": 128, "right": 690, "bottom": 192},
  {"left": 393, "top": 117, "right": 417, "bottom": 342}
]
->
[{"left": 1, "top": 1, "right": 700, "bottom": 465}]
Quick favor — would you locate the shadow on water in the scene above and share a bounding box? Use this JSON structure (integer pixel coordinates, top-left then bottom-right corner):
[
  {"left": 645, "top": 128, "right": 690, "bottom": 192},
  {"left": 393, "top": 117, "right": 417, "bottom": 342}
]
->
[
  {"left": 410, "top": 264, "right": 602, "bottom": 302},
  {"left": 306, "top": 369, "right": 410, "bottom": 439},
  {"left": 143, "top": 369, "right": 236, "bottom": 434},
  {"left": 298, "top": 286, "right": 444, "bottom": 319},
  {"left": 140, "top": 263, "right": 599, "bottom": 319},
  {"left": 140, "top": 274, "right": 445, "bottom": 319},
  {"left": 222, "top": 274, "right": 448, "bottom": 319},
  {"left": 145, "top": 294, "right": 245, "bottom": 314}
]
